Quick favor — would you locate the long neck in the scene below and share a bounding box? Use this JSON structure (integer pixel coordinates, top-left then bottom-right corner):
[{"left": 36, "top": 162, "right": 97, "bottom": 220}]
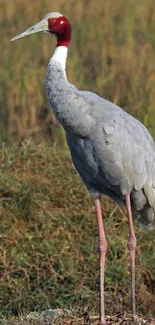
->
[
  {"left": 46, "top": 46, "right": 95, "bottom": 137},
  {"left": 46, "top": 45, "right": 76, "bottom": 121}
]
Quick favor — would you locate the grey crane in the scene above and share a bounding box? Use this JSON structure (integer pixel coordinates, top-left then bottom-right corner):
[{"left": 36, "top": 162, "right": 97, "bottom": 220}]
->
[{"left": 11, "top": 12, "right": 155, "bottom": 325}]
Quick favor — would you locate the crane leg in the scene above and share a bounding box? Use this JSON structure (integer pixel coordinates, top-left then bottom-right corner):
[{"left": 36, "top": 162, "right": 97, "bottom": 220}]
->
[
  {"left": 125, "top": 193, "right": 136, "bottom": 322},
  {"left": 95, "top": 198, "right": 107, "bottom": 325}
]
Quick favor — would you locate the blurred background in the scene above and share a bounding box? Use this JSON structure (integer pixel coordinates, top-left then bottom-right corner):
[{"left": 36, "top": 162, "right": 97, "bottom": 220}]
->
[
  {"left": 1, "top": 0, "right": 155, "bottom": 142},
  {"left": 0, "top": 0, "right": 155, "bottom": 321}
]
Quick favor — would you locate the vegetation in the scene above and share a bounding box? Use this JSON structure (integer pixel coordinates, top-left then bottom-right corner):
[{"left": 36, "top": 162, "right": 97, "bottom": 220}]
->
[
  {"left": 1, "top": 0, "right": 155, "bottom": 141},
  {"left": 0, "top": 140, "right": 155, "bottom": 322},
  {"left": 0, "top": 0, "right": 155, "bottom": 323}
]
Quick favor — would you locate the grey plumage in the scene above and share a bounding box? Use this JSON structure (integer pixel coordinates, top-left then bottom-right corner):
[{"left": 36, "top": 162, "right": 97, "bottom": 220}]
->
[
  {"left": 46, "top": 59, "right": 155, "bottom": 230},
  {"left": 11, "top": 13, "right": 154, "bottom": 322},
  {"left": 11, "top": 11, "right": 155, "bottom": 231}
]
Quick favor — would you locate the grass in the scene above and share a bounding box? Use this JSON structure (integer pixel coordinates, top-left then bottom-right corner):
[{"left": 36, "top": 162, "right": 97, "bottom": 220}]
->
[
  {"left": 0, "top": 0, "right": 155, "bottom": 323},
  {"left": 1, "top": 310, "right": 155, "bottom": 325},
  {"left": 1, "top": 0, "right": 155, "bottom": 141},
  {"left": 0, "top": 139, "right": 155, "bottom": 323}
]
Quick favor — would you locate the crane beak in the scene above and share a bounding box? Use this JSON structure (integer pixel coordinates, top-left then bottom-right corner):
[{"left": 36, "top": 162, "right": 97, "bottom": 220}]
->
[{"left": 11, "top": 19, "right": 48, "bottom": 41}]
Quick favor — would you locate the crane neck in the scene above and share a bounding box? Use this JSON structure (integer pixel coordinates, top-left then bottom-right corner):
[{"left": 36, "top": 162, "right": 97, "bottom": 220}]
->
[
  {"left": 50, "top": 46, "right": 68, "bottom": 72},
  {"left": 46, "top": 49, "right": 96, "bottom": 137}
]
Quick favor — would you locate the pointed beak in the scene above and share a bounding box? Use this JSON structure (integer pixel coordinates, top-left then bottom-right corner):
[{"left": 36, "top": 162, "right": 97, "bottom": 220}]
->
[{"left": 11, "top": 19, "right": 48, "bottom": 41}]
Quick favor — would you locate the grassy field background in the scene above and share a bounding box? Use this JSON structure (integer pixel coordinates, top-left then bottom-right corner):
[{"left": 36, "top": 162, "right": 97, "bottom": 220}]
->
[{"left": 0, "top": 0, "right": 155, "bottom": 322}]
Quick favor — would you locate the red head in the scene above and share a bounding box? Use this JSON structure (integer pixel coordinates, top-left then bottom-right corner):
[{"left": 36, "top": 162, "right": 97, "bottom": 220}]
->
[
  {"left": 11, "top": 12, "right": 71, "bottom": 48},
  {"left": 48, "top": 16, "right": 71, "bottom": 47}
]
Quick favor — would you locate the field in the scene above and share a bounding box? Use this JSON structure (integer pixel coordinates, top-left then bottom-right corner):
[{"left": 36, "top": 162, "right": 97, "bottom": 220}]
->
[
  {"left": 0, "top": 0, "right": 155, "bottom": 324},
  {"left": 0, "top": 141, "right": 155, "bottom": 325}
]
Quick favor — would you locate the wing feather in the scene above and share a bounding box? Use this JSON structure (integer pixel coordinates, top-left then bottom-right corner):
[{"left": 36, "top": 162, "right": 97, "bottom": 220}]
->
[{"left": 80, "top": 90, "right": 155, "bottom": 192}]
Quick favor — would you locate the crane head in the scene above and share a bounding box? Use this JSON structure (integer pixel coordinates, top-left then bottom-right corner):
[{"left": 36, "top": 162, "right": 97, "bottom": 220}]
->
[{"left": 11, "top": 12, "right": 71, "bottom": 47}]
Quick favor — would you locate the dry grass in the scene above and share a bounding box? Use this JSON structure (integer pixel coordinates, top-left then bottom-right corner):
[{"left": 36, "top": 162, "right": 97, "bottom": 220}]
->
[
  {"left": 0, "top": 0, "right": 155, "bottom": 323},
  {"left": 1, "top": 310, "right": 155, "bottom": 325},
  {"left": 1, "top": 0, "right": 155, "bottom": 140},
  {"left": 0, "top": 140, "right": 155, "bottom": 323}
]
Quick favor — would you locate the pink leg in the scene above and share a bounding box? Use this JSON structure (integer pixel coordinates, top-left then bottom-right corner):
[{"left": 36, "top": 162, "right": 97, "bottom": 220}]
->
[
  {"left": 95, "top": 198, "right": 107, "bottom": 325},
  {"left": 125, "top": 194, "right": 136, "bottom": 321}
]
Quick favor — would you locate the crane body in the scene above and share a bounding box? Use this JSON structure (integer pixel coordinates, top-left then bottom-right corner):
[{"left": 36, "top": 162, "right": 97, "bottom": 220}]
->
[
  {"left": 46, "top": 52, "right": 155, "bottom": 230},
  {"left": 11, "top": 12, "right": 155, "bottom": 325}
]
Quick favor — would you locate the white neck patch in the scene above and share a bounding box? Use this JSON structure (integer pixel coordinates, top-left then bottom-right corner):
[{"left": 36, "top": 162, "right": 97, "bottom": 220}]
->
[{"left": 51, "top": 46, "right": 68, "bottom": 71}]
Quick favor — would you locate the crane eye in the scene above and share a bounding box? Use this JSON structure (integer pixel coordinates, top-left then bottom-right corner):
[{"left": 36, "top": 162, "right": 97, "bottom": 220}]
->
[{"left": 51, "top": 18, "right": 57, "bottom": 23}]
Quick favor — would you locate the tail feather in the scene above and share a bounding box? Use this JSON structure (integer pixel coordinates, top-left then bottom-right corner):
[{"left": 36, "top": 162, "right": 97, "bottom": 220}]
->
[{"left": 131, "top": 188, "right": 155, "bottom": 231}]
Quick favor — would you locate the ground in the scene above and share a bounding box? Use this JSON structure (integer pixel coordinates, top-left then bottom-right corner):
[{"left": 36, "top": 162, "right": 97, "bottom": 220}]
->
[
  {"left": 1, "top": 310, "right": 155, "bottom": 325},
  {"left": 0, "top": 140, "right": 155, "bottom": 324}
]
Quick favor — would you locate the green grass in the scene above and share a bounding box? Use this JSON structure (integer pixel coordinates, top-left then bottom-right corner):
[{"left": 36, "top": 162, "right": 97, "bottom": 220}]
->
[
  {"left": 0, "top": 0, "right": 155, "bottom": 322},
  {"left": 0, "top": 140, "right": 155, "bottom": 321}
]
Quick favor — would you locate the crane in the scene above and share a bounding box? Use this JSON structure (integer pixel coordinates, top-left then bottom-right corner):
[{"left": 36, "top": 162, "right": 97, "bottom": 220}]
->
[{"left": 11, "top": 12, "right": 155, "bottom": 325}]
